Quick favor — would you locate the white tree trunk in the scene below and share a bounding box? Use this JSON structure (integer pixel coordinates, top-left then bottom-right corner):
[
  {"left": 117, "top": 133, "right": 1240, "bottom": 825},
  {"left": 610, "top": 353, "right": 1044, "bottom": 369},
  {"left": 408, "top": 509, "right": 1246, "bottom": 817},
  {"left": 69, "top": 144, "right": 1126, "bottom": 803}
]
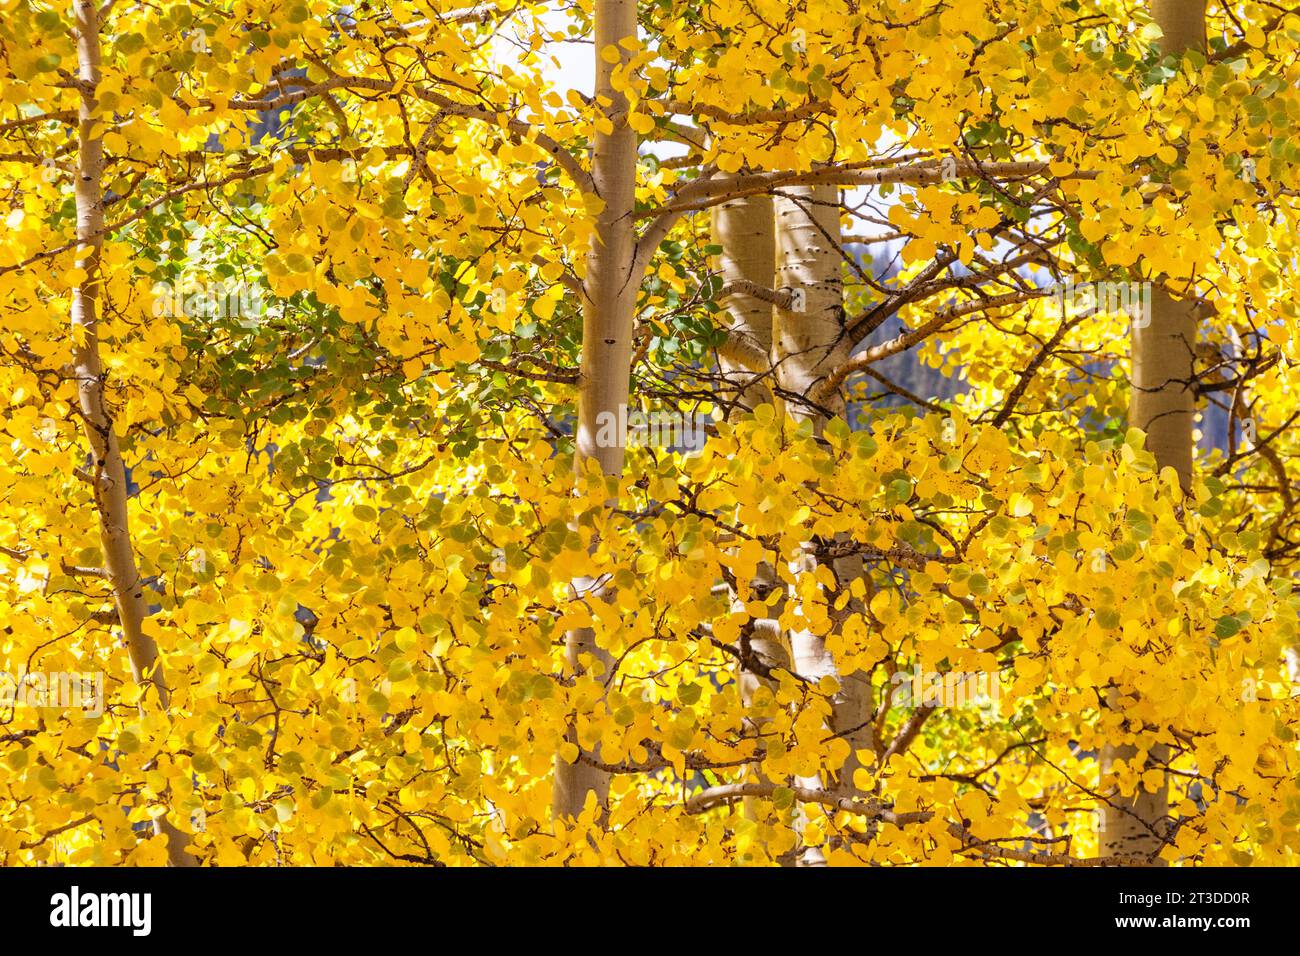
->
[
  {"left": 735, "top": 575, "right": 794, "bottom": 860},
  {"left": 72, "top": 0, "right": 195, "bottom": 867},
  {"left": 774, "top": 186, "right": 849, "bottom": 413},
  {"left": 712, "top": 195, "right": 775, "bottom": 412},
  {"left": 552, "top": 0, "right": 638, "bottom": 822},
  {"left": 1100, "top": 3, "right": 1203, "bottom": 862},
  {"left": 710, "top": 194, "right": 798, "bottom": 858},
  {"left": 773, "top": 186, "right": 873, "bottom": 864},
  {"left": 1130, "top": 285, "right": 1196, "bottom": 488}
]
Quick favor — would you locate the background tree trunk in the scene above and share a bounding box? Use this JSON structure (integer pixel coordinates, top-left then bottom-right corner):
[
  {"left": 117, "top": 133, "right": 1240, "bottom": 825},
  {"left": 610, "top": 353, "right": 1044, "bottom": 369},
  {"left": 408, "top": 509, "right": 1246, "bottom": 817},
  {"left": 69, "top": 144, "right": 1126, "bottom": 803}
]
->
[
  {"left": 1150, "top": 0, "right": 1207, "bottom": 56},
  {"left": 712, "top": 193, "right": 791, "bottom": 856},
  {"left": 1100, "top": 0, "right": 1204, "bottom": 863},
  {"left": 1130, "top": 285, "right": 1196, "bottom": 489},
  {"left": 712, "top": 194, "right": 775, "bottom": 413},
  {"left": 773, "top": 185, "right": 873, "bottom": 864}
]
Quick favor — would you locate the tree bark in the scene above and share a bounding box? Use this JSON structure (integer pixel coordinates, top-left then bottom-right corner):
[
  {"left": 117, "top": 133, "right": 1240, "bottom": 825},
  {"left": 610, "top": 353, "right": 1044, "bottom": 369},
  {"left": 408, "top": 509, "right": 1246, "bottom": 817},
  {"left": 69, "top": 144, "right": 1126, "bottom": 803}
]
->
[
  {"left": 72, "top": 0, "right": 195, "bottom": 867},
  {"left": 1129, "top": 285, "right": 1196, "bottom": 488},
  {"left": 1099, "top": 1, "right": 1203, "bottom": 863},
  {"left": 709, "top": 193, "right": 797, "bottom": 858},
  {"left": 773, "top": 186, "right": 849, "bottom": 415},
  {"left": 1150, "top": 0, "right": 1206, "bottom": 56},
  {"left": 773, "top": 185, "right": 873, "bottom": 864},
  {"left": 552, "top": 0, "right": 638, "bottom": 823},
  {"left": 711, "top": 195, "right": 775, "bottom": 413},
  {"left": 735, "top": 571, "right": 794, "bottom": 861}
]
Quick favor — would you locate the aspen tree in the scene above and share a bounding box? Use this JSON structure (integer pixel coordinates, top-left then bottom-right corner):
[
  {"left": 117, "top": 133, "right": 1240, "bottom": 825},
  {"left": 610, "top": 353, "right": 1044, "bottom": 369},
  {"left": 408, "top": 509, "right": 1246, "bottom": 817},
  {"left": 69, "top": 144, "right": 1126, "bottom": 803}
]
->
[
  {"left": 1099, "top": 0, "right": 1206, "bottom": 863},
  {"left": 773, "top": 185, "right": 872, "bottom": 863},
  {"left": 70, "top": 0, "right": 194, "bottom": 868},
  {"left": 552, "top": 0, "right": 639, "bottom": 823}
]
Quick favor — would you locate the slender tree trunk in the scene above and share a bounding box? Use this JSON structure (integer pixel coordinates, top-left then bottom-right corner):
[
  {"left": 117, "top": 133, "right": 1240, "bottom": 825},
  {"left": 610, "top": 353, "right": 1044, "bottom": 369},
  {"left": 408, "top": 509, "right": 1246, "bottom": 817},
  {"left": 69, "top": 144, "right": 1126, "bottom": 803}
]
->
[
  {"left": 712, "top": 195, "right": 775, "bottom": 413},
  {"left": 711, "top": 194, "right": 791, "bottom": 856},
  {"left": 552, "top": 0, "right": 638, "bottom": 822},
  {"left": 1129, "top": 285, "right": 1196, "bottom": 488},
  {"left": 735, "top": 571, "right": 793, "bottom": 861},
  {"left": 72, "top": 0, "right": 195, "bottom": 867},
  {"left": 773, "top": 186, "right": 849, "bottom": 413},
  {"left": 1100, "top": 0, "right": 1203, "bottom": 863},
  {"left": 1099, "top": 299, "right": 1193, "bottom": 866},
  {"left": 1150, "top": 0, "right": 1206, "bottom": 55},
  {"left": 773, "top": 186, "right": 873, "bottom": 864}
]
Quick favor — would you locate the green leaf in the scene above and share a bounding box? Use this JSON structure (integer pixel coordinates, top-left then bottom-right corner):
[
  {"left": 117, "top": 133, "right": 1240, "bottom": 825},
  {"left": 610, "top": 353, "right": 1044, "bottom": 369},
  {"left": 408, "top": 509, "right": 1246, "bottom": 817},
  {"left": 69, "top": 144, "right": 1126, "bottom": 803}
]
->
[
  {"left": 1126, "top": 510, "right": 1153, "bottom": 542},
  {"left": 1215, "top": 614, "right": 1247, "bottom": 641}
]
